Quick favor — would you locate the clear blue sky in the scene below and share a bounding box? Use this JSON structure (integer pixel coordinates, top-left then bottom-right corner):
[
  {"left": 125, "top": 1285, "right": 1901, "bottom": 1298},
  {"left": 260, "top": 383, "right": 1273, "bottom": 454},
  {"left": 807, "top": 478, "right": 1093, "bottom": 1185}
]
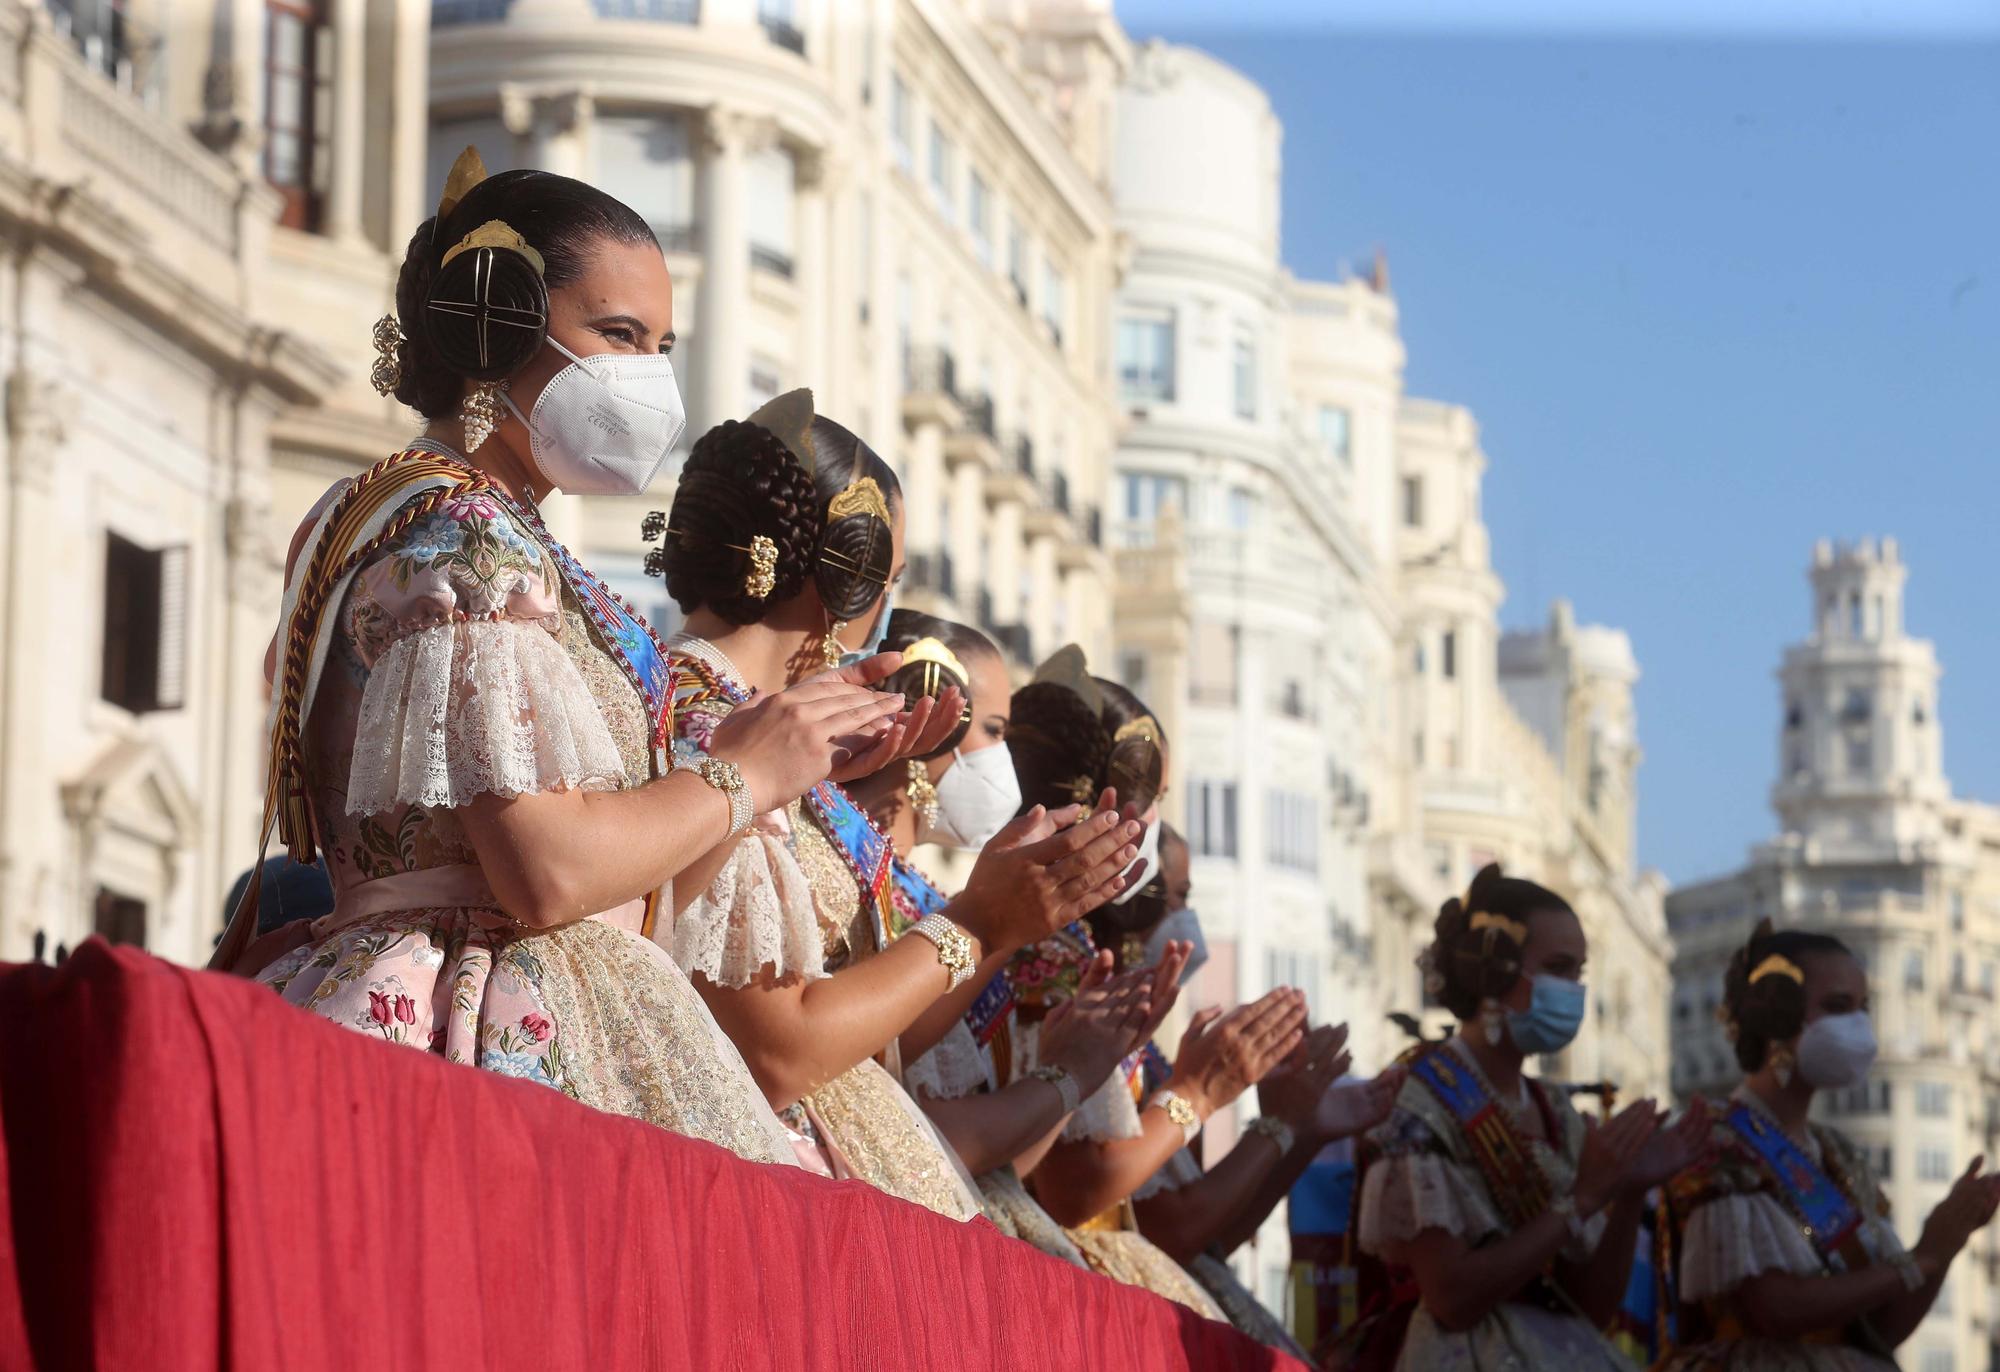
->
[{"left": 1121, "top": 4, "right": 2000, "bottom": 884}]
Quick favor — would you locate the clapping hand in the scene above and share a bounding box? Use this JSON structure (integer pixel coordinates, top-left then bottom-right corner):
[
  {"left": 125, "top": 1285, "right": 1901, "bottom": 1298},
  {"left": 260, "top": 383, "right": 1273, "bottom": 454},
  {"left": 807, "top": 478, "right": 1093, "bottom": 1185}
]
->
[
  {"left": 1573, "top": 1099, "right": 1666, "bottom": 1217},
  {"left": 1623, "top": 1097, "right": 1713, "bottom": 1196},
  {"left": 1917, "top": 1156, "right": 2000, "bottom": 1267},
  {"left": 1041, "top": 952, "right": 1159, "bottom": 1095}
]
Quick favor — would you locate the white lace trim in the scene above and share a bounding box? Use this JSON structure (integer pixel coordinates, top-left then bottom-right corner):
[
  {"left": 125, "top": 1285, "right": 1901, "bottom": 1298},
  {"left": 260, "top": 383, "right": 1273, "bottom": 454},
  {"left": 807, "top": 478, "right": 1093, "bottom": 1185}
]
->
[
  {"left": 1678, "top": 1192, "right": 1826, "bottom": 1301},
  {"left": 1357, "top": 1150, "right": 1505, "bottom": 1250},
  {"left": 905, "top": 1019, "right": 993, "bottom": 1100},
  {"left": 1133, "top": 1146, "right": 1203, "bottom": 1201},
  {"left": 674, "top": 831, "right": 829, "bottom": 988},
  {"left": 347, "top": 619, "right": 625, "bottom": 815}
]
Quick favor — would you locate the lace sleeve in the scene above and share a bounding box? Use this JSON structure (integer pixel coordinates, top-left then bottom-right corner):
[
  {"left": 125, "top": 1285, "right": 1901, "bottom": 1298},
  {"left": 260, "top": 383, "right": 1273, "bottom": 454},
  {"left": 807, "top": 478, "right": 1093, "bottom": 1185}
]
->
[
  {"left": 905, "top": 1020, "right": 994, "bottom": 1101},
  {"left": 1677, "top": 1192, "right": 1825, "bottom": 1301},
  {"left": 673, "top": 829, "right": 828, "bottom": 987},
  {"left": 340, "top": 494, "right": 625, "bottom": 815},
  {"left": 1134, "top": 1147, "right": 1204, "bottom": 1201},
  {"left": 1358, "top": 1110, "right": 1505, "bottom": 1252}
]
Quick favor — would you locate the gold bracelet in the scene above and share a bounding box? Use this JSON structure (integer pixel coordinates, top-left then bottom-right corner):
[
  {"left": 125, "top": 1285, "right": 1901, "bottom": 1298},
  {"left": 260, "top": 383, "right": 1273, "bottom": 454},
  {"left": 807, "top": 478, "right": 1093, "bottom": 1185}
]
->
[{"left": 1150, "top": 1089, "right": 1201, "bottom": 1146}]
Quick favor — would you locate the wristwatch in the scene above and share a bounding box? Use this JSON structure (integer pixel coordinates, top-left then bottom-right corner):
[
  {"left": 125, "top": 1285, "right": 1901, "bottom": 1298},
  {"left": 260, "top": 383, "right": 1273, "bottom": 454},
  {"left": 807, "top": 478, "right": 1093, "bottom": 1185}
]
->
[
  {"left": 676, "top": 755, "right": 754, "bottom": 837},
  {"left": 1029, "top": 1064, "right": 1083, "bottom": 1116},
  {"left": 1151, "top": 1090, "right": 1202, "bottom": 1146},
  {"left": 1246, "top": 1115, "right": 1296, "bottom": 1157},
  {"left": 907, "top": 913, "right": 977, "bottom": 990}
]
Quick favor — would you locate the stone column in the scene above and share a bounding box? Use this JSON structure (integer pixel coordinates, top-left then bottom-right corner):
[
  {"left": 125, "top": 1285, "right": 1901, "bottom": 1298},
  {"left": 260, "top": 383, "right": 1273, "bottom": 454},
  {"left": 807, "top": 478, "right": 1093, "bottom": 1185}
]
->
[
  {"left": 948, "top": 460, "right": 985, "bottom": 620},
  {"left": 1027, "top": 530, "right": 1057, "bottom": 655},
  {"left": 386, "top": 0, "right": 431, "bottom": 245},
  {"left": 794, "top": 145, "right": 834, "bottom": 400},
  {"left": 905, "top": 422, "right": 944, "bottom": 557},
  {"left": 696, "top": 106, "right": 764, "bottom": 434},
  {"left": 987, "top": 497, "right": 1022, "bottom": 629},
  {"left": 326, "top": 0, "right": 367, "bottom": 241}
]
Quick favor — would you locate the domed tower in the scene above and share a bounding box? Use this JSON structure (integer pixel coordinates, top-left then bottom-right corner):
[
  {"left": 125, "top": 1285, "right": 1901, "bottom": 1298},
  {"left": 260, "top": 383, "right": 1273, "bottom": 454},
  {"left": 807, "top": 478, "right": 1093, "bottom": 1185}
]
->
[{"left": 1774, "top": 538, "right": 1946, "bottom": 848}]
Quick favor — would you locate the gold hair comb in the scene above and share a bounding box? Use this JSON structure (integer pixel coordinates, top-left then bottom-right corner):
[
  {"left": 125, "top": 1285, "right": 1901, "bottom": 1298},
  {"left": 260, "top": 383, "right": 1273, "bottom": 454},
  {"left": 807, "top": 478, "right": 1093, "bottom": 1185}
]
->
[
  {"left": 826, "top": 474, "right": 891, "bottom": 526},
  {"left": 1468, "top": 910, "right": 1529, "bottom": 945},
  {"left": 1748, "top": 954, "right": 1804, "bottom": 986}
]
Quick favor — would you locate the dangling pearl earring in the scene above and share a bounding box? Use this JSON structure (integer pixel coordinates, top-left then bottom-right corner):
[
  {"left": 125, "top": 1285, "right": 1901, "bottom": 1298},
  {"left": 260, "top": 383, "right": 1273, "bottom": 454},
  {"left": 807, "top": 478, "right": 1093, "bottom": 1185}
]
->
[
  {"left": 462, "top": 380, "right": 502, "bottom": 453},
  {"left": 820, "top": 616, "right": 850, "bottom": 670},
  {"left": 1481, "top": 998, "right": 1505, "bottom": 1047},
  {"left": 1770, "top": 1043, "right": 1795, "bottom": 1089}
]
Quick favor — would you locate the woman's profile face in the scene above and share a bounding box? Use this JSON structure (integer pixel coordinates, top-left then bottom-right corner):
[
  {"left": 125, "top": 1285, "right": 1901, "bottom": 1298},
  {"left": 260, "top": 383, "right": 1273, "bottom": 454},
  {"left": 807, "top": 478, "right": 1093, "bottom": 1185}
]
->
[
  {"left": 1795, "top": 949, "right": 1868, "bottom": 1033},
  {"left": 489, "top": 237, "right": 676, "bottom": 441},
  {"left": 928, "top": 646, "right": 1008, "bottom": 783},
  {"left": 1497, "top": 905, "right": 1588, "bottom": 1012}
]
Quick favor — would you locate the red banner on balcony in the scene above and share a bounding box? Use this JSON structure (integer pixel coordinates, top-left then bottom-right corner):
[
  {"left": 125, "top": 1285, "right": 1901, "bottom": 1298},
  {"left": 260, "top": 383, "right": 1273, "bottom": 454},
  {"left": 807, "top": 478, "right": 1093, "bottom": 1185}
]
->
[{"left": 0, "top": 942, "right": 1300, "bottom": 1371}]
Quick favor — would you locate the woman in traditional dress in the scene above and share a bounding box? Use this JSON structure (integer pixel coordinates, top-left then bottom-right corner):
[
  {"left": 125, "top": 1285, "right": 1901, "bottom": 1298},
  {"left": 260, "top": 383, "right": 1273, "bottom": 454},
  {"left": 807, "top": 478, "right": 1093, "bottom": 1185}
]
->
[
  {"left": 996, "top": 650, "right": 1349, "bottom": 1331},
  {"left": 647, "top": 402, "right": 1146, "bottom": 1217},
  {"left": 1656, "top": 922, "right": 2000, "bottom": 1370},
  {"left": 1353, "top": 863, "right": 1708, "bottom": 1371},
  {"left": 225, "top": 153, "right": 928, "bottom": 1164},
  {"left": 839, "top": 610, "right": 1182, "bottom": 1264}
]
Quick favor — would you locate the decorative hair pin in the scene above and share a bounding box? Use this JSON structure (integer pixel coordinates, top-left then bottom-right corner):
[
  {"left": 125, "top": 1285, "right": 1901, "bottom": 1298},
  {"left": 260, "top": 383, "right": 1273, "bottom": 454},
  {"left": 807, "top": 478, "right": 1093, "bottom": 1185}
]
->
[
  {"left": 1113, "top": 713, "right": 1163, "bottom": 746},
  {"left": 369, "top": 313, "right": 405, "bottom": 396},
  {"left": 901, "top": 636, "right": 971, "bottom": 692},
  {"left": 1748, "top": 953, "right": 1804, "bottom": 986},
  {"left": 645, "top": 525, "right": 779, "bottom": 600},
  {"left": 1468, "top": 910, "right": 1529, "bottom": 945},
  {"left": 826, "top": 474, "right": 891, "bottom": 526},
  {"left": 440, "top": 219, "right": 547, "bottom": 278}
]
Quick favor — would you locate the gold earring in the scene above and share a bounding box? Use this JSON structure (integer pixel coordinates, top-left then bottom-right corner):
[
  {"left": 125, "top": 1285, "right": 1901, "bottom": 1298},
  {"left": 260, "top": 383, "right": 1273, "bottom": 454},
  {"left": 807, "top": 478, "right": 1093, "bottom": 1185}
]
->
[
  {"left": 905, "top": 759, "right": 939, "bottom": 830},
  {"left": 1121, "top": 932, "right": 1147, "bottom": 969},
  {"left": 820, "top": 617, "right": 849, "bottom": 670},
  {"left": 1770, "top": 1043, "right": 1795, "bottom": 1089},
  {"left": 370, "top": 314, "right": 405, "bottom": 396},
  {"left": 1481, "top": 998, "right": 1505, "bottom": 1047},
  {"left": 462, "top": 380, "right": 502, "bottom": 453}
]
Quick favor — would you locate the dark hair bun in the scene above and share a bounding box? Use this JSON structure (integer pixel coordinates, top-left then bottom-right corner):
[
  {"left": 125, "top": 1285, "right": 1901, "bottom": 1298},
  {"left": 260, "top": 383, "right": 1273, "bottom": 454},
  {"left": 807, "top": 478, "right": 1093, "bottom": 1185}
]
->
[
  {"left": 880, "top": 609, "right": 998, "bottom": 760},
  {"left": 1009, "top": 681, "right": 1113, "bottom": 812},
  {"left": 1722, "top": 920, "right": 1851, "bottom": 1073},
  {"left": 816, "top": 509, "right": 894, "bottom": 621},
  {"left": 657, "top": 419, "right": 820, "bottom": 625},
  {"left": 423, "top": 242, "right": 550, "bottom": 381},
  {"left": 1424, "top": 862, "right": 1572, "bottom": 1020}
]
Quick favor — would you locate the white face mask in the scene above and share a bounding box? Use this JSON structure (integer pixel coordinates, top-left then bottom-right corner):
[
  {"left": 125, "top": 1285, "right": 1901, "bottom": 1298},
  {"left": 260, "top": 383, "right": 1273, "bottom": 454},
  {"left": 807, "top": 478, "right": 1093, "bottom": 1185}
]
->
[
  {"left": 503, "top": 336, "right": 686, "bottom": 496},
  {"left": 1106, "top": 814, "right": 1164, "bottom": 907},
  {"left": 1142, "top": 906, "right": 1208, "bottom": 983},
  {"left": 1796, "top": 1011, "right": 1878, "bottom": 1089},
  {"left": 920, "top": 742, "right": 1021, "bottom": 851}
]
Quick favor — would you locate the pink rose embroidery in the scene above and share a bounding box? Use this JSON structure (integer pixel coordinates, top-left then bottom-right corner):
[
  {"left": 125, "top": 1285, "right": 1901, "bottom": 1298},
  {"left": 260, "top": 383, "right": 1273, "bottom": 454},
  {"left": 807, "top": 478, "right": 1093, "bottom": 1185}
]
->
[
  {"left": 520, "top": 1012, "right": 552, "bottom": 1043},
  {"left": 368, "top": 991, "right": 393, "bottom": 1027},
  {"left": 443, "top": 492, "right": 502, "bottom": 524},
  {"left": 393, "top": 994, "right": 417, "bottom": 1026}
]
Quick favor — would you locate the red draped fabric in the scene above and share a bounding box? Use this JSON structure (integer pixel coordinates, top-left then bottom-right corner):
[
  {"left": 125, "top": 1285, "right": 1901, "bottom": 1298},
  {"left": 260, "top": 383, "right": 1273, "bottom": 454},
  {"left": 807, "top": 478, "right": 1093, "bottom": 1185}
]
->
[{"left": 0, "top": 941, "right": 1301, "bottom": 1371}]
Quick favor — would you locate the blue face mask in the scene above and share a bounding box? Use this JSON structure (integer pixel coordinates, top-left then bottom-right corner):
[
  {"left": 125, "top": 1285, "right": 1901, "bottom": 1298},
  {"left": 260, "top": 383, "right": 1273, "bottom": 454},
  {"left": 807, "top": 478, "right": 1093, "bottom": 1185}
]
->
[
  {"left": 836, "top": 586, "right": 896, "bottom": 670},
  {"left": 1505, "top": 974, "right": 1586, "bottom": 1056}
]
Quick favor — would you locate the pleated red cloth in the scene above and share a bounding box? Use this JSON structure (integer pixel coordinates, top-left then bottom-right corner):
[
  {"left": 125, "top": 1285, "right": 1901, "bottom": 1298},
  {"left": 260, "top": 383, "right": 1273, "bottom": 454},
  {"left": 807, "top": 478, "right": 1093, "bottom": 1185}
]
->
[{"left": 0, "top": 940, "right": 1300, "bottom": 1371}]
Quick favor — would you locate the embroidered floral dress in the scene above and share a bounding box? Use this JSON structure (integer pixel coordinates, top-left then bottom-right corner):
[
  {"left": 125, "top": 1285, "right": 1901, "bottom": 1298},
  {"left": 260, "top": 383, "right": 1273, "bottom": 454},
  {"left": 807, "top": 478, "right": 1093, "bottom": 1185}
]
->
[
  {"left": 1357, "top": 1037, "right": 1633, "bottom": 1372},
  {"left": 257, "top": 468, "right": 793, "bottom": 1165},
  {"left": 1656, "top": 1089, "right": 1904, "bottom": 1372},
  {"left": 1001, "top": 925, "right": 1227, "bottom": 1320},
  {"left": 666, "top": 635, "right": 984, "bottom": 1221}
]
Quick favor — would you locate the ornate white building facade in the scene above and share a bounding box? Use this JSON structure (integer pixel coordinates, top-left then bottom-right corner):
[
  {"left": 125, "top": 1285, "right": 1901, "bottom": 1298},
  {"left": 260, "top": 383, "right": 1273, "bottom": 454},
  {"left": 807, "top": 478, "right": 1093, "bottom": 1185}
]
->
[
  {"left": 427, "top": 0, "right": 1123, "bottom": 665},
  {"left": 1104, "top": 37, "right": 1672, "bottom": 1314},
  {"left": 1667, "top": 539, "right": 2000, "bottom": 1372}
]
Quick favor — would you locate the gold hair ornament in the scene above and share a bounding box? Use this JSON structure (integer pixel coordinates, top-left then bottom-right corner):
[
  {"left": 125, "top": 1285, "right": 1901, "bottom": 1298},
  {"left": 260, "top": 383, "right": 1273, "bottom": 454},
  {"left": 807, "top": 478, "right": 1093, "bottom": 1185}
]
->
[
  {"left": 745, "top": 388, "right": 818, "bottom": 475},
  {"left": 1748, "top": 954, "right": 1805, "bottom": 986},
  {"left": 901, "top": 636, "right": 971, "bottom": 692},
  {"left": 1030, "top": 644, "right": 1105, "bottom": 717},
  {"left": 436, "top": 145, "right": 488, "bottom": 221},
  {"left": 440, "top": 219, "right": 547, "bottom": 278},
  {"left": 369, "top": 314, "right": 405, "bottom": 396},
  {"left": 826, "top": 474, "right": 891, "bottom": 526},
  {"left": 1468, "top": 910, "right": 1529, "bottom": 945},
  {"left": 1113, "top": 713, "right": 1163, "bottom": 746}
]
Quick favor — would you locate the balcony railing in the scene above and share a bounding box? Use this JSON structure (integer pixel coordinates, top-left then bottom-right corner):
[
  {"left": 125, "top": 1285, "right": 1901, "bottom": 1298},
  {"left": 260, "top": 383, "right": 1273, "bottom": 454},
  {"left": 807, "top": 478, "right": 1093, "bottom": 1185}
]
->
[
  {"left": 909, "top": 550, "right": 956, "bottom": 600},
  {"left": 1041, "top": 470, "right": 1070, "bottom": 515},
  {"left": 750, "top": 243, "right": 794, "bottom": 279},
  {"left": 47, "top": 0, "right": 160, "bottom": 99},
  {"left": 959, "top": 394, "right": 995, "bottom": 440},
  {"left": 1010, "top": 434, "right": 1033, "bottom": 477},
  {"left": 594, "top": 0, "right": 701, "bottom": 19},
  {"left": 904, "top": 345, "right": 957, "bottom": 401},
  {"left": 1083, "top": 505, "right": 1103, "bottom": 546},
  {"left": 761, "top": 15, "right": 806, "bottom": 54},
  {"left": 994, "top": 624, "right": 1033, "bottom": 664}
]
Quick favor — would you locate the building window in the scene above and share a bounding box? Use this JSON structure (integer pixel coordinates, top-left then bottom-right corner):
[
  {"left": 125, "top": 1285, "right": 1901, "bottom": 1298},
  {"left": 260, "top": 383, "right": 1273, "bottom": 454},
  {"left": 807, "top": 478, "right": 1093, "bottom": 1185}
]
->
[
  {"left": 1007, "top": 218, "right": 1029, "bottom": 308},
  {"left": 967, "top": 170, "right": 992, "bottom": 267},
  {"left": 1266, "top": 948, "right": 1322, "bottom": 1021},
  {"left": 1918, "top": 1147, "right": 1953, "bottom": 1182},
  {"left": 1402, "top": 475, "right": 1423, "bottom": 528},
  {"left": 1232, "top": 332, "right": 1257, "bottom": 419},
  {"left": 1118, "top": 650, "right": 1148, "bottom": 702},
  {"left": 1873, "top": 1145, "right": 1894, "bottom": 1180},
  {"left": 1841, "top": 688, "right": 1872, "bottom": 723},
  {"left": 1318, "top": 404, "right": 1352, "bottom": 463},
  {"left": 1042, "top": 260, "right": 1067, "bottom": 347},
  {"left": 1225, "top": 486, "right": 1256, "bottom": 531},
  {"left": 1188, "top": 781, "right": 1238, "bottom": 858},
  {"left": 93, "top": 887, "right": 147, "bottom": 948},
  {"left": 1121, "top": 472, "right": 1185, "bottom": 524},
  {"left": 594, "top": 114, "right": 694, "bottom": 249},
  {"left": 1442, "top": 630, "right": 1458, "bottom": 680},
  {"left": 889, "top": 74, "right": 912, "bottom": 173},
  {"left": 1265, "top": 791, "right": 1318, "bottom": 873},
  {"left": 1917, "top": 1081, "right": 1950, "bottom": 1117},
  {"left": 1904, "top": 949, "right": 1925, "bottom": 992},
  {"left": 102, "top": 533, "right": 188, "bottom": 714},
  {"left": 927, "top": 120, "right": 954, "bottom": 221},
  {"left": 746, "top": 146, "right": 796, "bottom": 277},
  {"left": 1116, "top": 315, "right": 1175, "bottom": 402},
  {"left": 1845, "top": 733, "right": 1872, "bottom": 773},
  {"left": 264, "top": 0, "right": 330, "bottom": 231}
]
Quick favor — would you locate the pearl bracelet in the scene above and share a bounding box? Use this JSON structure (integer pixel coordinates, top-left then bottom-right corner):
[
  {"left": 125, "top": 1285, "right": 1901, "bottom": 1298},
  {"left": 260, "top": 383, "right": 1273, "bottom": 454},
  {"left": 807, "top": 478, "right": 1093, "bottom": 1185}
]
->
[{"left": 1029, "top": 1064, "right": 1082, "bottom": 1116}]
